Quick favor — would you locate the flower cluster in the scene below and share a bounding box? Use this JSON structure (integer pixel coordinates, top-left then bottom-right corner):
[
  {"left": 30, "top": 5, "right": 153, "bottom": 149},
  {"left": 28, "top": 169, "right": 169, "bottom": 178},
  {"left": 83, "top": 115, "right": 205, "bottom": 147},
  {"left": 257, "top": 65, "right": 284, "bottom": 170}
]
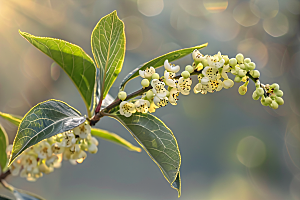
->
[
  {"left": 6, "top": 122, "right": 98, "bottom": 181},
  {"left": 117, "top": 50, "right": 284, "bottom": 117}
]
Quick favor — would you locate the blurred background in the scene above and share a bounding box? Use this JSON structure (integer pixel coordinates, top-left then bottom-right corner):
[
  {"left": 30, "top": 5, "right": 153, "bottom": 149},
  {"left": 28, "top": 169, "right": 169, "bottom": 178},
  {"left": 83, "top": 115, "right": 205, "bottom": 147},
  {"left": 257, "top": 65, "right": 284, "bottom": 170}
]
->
[{"left": 0, "top": 0, "right": 299, "bottom": 199}]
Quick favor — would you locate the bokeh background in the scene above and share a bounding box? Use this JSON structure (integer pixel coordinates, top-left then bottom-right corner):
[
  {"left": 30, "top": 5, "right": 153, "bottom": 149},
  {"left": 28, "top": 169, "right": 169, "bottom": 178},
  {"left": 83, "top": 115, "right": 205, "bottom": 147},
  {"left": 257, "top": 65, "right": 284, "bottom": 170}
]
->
[{"left": 0, "top": 0, "right": 300, "bottom": 199}]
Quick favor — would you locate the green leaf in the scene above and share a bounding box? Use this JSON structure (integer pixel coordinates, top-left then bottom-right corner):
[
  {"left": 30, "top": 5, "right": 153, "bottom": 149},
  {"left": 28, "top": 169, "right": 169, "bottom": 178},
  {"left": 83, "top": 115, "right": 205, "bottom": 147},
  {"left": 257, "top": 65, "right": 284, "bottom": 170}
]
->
[
  {"left": 120, "top": 43, "right": 208, "bottom": 90},
  {"left": 0, "top": 195, "right": 12, "bottom": 200},
  {"left": 19, "top": 30, "right": 96, "bottom": 118},
  {"left": 110, "top": 112, "right": 181, "bottom": 195},
  {"left": 1, "top": 180, "right": 45, "bottom": 200},
  {"left": 0, "top": 112, "right": 22, "bottom": 126},
  {"left": 91, "top": 128, "right": 141, "bottom": 152},
  {"left": 0, "top": 124, "right": 9, "bottom": 172},
  {"left": 91, "top": 10, "right": 126, "bottom": 103},
  {"left": 9, "top": 99, "right": 86, "bottom": 165}
]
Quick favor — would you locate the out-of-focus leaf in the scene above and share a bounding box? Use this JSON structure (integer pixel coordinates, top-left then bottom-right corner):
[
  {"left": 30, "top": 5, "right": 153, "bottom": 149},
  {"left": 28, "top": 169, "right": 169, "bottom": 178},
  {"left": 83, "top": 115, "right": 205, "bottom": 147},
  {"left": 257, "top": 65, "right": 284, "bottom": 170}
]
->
[
  {"left": 19, "top": 30, "right": 96, "bottom": 118},
  {"left": 91, "top": 128, "right": 141, "bottom": 152},
  {"left": 171, "top": 171, "right": 181, "bottom": 197},
  {"left": 1, "top": 180, "right": 45, "bottom": 200},
  {"left": 9, "top": 100, "right": 86, "bottom": 165},
  {"left": 0, "top": 112, "right": 22, "bottom": 126},
  {"left": 0, "top": 195, "right": 12, "bottom": 200},
  {"left": 91, "top": 10, "right": 125, "bottom": 103},
  {"left": 110, "top": 112, "right": 181, "bottom": 195},
  {"left": 0, "top": 124, "right": 8, "bottom": 172},
  {"left": 120, "top": 43, "right": 207, "bottom": 90}
]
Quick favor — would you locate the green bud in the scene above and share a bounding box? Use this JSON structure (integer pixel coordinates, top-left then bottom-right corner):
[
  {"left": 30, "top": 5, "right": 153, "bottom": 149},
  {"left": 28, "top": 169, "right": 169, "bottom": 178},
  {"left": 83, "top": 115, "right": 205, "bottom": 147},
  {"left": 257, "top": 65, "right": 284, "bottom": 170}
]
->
[
  {"left": 256, "top": 88, "right": 264, "bottom": 96},
  {"left": 271, "top": 83, "right": 280, "bottom": 91},
  {"left": 118, "top": 91, "right": 127, "bottom": 101},
  {"left": 250, "top": 70, "right": 260, "bottom": 78},
  {"left": 238, "top": 69, "right": 246, "bottom": 77},
  {"left": 255, "top": 82, "right": 260, "bottom": 88},
  {"left": 269, "top": 101, "right": 278, "bottom": 109},
  {"left": 185, "top": 65, "right": 194, "bottom": 73},
  {"left": 261, "top": 97, "right": 268, "bottom": 106},
  {"left": 244, "top": 58, "right": 251, "bottom": 64},
  {"left": 229, "top": 58, "right": 237, "bottom": 67},
  {"left": 152, "top": 73, "right": 160, "bottom": 80},
  {"left": 252, "top": 91, "right": 260, "bottom": 100},
  {"left": 202, "top": 59, "right": 209, "bottom": 67},
  {"left": 236, "top": 53, "right": 244, "bottom": 63},
  {"left": 239, "top": 64, "right": 246, "bottom": 70},
  {"left": 234, "top": 76, "right": 242, "bottom": 83},
  {"left": 141, "top": 79, "right": 150, "bottom": 87},
  {"left": 274, "top": 90, "right": 283, "bottom": 97},
  {"left": 181, "top": 71, "right": 190, "bottom": 79},
  {"left": 223, "top": 56, "right": 229, "bottom": 65},
  {"left": 264, "top": 97, "right": 272, "bottom": 105},
  {"left": 275, "top": 97, "right": 284, "bottom": 105},
  {"left": 238, "top": 85, "right": 247, "bottom": 95},
  {"left": 248, "top": 62, "right": 256, "bottom": 70},
  {"left": 146, "top": 90, "right": 154, "bottom": 100}
]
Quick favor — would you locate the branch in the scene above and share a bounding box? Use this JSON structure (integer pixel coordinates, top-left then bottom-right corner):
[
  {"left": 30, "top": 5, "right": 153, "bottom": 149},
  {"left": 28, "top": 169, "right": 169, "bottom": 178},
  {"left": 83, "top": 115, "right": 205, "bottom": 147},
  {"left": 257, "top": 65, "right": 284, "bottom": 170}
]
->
[{"left": 0, "top": 170, "right": 11, "bottom": 181}]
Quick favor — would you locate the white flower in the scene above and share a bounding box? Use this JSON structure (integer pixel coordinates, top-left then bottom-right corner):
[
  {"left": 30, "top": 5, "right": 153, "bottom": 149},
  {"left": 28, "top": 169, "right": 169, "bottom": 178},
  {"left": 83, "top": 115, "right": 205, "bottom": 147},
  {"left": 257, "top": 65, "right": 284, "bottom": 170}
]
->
[
  {"left": 164, "top": 71, "right": 177, "bottom": 88},
  {"left": 169, "top": 88, "right": 179, "bottom": 105},
  {"left": 46, "top": 155, "right": 61, "bottom": 168},
  {"left": 36, "top": 141, "right": 52, "bottom": 159},
  {"left": 164, "top": 59, "right": 180, "bottom": 73},
  {"left": 223, "top": 79, "right": 234, "bottom": 89},
  {"left": 202, "top": 66, "right": 219, "bottom": 81},
  {"left": 193, "top": 83, "right": 213, "bottom": 94},
  {"left": 88, "top": 143, "right": 98, "bottom": 154},
  {"left": 201, "top": 77, "right": 210, "bottom": 85},
  {"left": 135, "top": 99, "right": 150, "bottom": 113},
  {"left": 192, "top": 49, "right": 204, "bottom": 62},
  {"left": 178, "top": 77, "right": 192, "bottom": 95},
  {"left": 73, "top": 123, "right": 91, "bottom": 139},
  {"left": 221, "top": 64, "right": 230, "bottom": 79},
  {"left": 210, "top": 79, "right": 223, "bottom": 92},
  {"left": 71, "top": 150, "right": 87, "bottom": 161},
  {"left": 38, "top": 162, "right": 54, "bottom": 174},
  {"left": 153, "top": 96, "right": 168, "bottom": 107},
  {"left": 139, "top": 67, "right": 155, "bottom": 79},
  {"left": 151, "top": 79, "right": 167, "bottom": 98},
  {"left": 119, "top": 101, "right": 136, "bottom": 117},
  {"left": 10, "top": 159, "right": 22, "bottom": 176},
  {"left": 61, "top": 131, "right": 76, "bottom": 147},
  {"left": 21, "top": 155, "right": 37, "bottom": 172},
  {"left": 51, "top": 142, "right": 64, "bottom": 154}
]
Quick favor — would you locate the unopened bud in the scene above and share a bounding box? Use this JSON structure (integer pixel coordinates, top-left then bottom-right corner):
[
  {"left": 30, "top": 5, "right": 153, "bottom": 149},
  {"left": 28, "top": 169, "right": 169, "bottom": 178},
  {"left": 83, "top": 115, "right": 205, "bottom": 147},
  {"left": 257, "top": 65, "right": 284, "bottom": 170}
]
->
[{"left": 118, "top": 91, "right": 127, "bottom": 101}]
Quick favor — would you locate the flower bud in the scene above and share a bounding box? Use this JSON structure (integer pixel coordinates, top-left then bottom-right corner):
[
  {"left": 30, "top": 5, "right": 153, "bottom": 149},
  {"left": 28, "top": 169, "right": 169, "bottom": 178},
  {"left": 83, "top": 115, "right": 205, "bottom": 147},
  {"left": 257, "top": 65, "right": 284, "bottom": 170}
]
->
[
  {"left": 229, "top": 58, "right": 237, "bottom": 67},
  {"left": 185, "top": 65, "right": 194, "bottom": 73},
  {"left": 256, "top": 88, "right": 264, "bottom": 96},
  {"left": 88, "top": 144, "right": 98, "bottom": 154},
  {"left": 275, "top": 97, "right": 284, "bottom": 105},
  {"left": 234, "top": 76, "right": 242, "bottom": 83},
  {"left": 255, "top": 81, "right": 260, "bottom": 88},
  {"left": 152, "top": 73, "right": 160, "bottom": 80},
  {"left": 118, "top": 91, "right": 127, "bottom": 101},
  {"left": 269, "top": 101, "right": 278, "bottom": 109},
  {"left": 181, "top": 71, "right": 190, "bottom": 79},
  {"left": 222, "top": 56, "right": 229, "bottom": 64},
  {"left": 236, "top": 53, "right": 244, "bottom": 63},
  {"left": 248, "top": 62, "right": 256, "bottom": 70},
  {"left": 238, "top": 69, "right": 246, "bottom": 77},
  {"left": 271, "top": 83, "right": 280, "bottom": 91},
  {"left": 141, "top": 79, "right": 150, "bottom": 87},
  {"left": 250, "top": 70, "right": 260, "bottom": 78},
  {"left": 235, "top": 65, "right": 241, "bottom": 71},
  {"left": 202, "top": 59, "right": 208, "bottom": 67},
  {"left": 264, "top": 97, "right": 272, "bottom": 105},
  {"left": 252, "top": 91, "right": 260, "bottom": 100},
  {"left": 244, "top": 58, "right": 251, "bottom": 64},
  {"left": 239, "top": 64, "right": 246, "bottom": 70},
  {"left": 146, "top": 90, "right": 154, "bottom": 100},
  {"left": 223, "top": 79, "right": 234, "bottom": 89},
  {"left": 201, "top": 77, "right": 209, "bottom": 85},
  {"left": 274, "top": 89, "right": 283, "bottom": 97},
  {"left": 238, "top": 85, "right": 247, "bottom": 95}
]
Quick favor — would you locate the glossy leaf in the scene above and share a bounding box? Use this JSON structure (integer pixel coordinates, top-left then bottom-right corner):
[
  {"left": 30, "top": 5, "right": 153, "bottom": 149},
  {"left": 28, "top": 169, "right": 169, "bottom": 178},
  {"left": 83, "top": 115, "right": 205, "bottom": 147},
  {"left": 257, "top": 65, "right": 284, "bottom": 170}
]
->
[
  {"left": 19, "top": 30, "right": 96, "bottom": 118},
  {"left": 110, "top": 112, "right": 181, "bottom": 195},
  {"left": 91, "top": 128, "right": 141, "bottom": 152},
  {"left": 120, "top": 43, "right": 207, "bottom": 90},
  {"left": 9, "top": 100, "right": 86, "bottom": 165},
  {"left": 1, "top": 180, "right": 45, "bottom": 200},
  {"left": 91, "top": 10, "right": 125, "bottom": 102},
  {"left": 0, "top": 124, "right": 9, "bottom": 172},
  {"left": 171, "top": 172, "right": 181, "bottom": 197},
  {"left": 0, "top": 112, "right": 22, "bottom": 126}
]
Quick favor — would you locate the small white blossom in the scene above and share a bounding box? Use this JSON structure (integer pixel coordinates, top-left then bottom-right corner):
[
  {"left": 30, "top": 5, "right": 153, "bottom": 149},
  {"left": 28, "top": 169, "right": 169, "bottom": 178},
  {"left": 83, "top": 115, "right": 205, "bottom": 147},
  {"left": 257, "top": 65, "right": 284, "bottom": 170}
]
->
[
  {"left": 51, "top": 142, "right": 64, "bottom": 154},
  {"left": 194, "top": 83, "right": 213, "bottom": 94},
  {"left": 164, "top": 59, "right": 180, "bottom": 73},
  {"left": 119, "top": 101, "right": 136, "bottom": 117},
  {"left": 192, "top": 49, "right": 204, "bottom": 62},
  {"left": 61, "top": 131, "right": 76, "bottom": 147},
  {"left": 202, "top": 66, "right": 219, "bottom": 81},
  {"left": 169, "top": 88, "right": 179, "bottom": 105},
  {"left": 88, "top": 143, "right": 98, "bottom": 154},
  {"left": 135, "top": 99, "right": 150, "bottom": 113},
  {"left": 36, "top": 141, "right": 52, "bottom": 159},
  {"left": 209, "top": 79, "right": 223, "bottom": 92},
  {"left": 178, "top": 77, "right": 192, "bottom": 95},
  {"left": 73, "top": 123, "right": 91, "bottom": 139},
  {"left": 201, "top": 77, "right": 210, "bottom": 85},
  {"left": 223, "top": 79, "right": 234, "bottom": 89},
  {"left": 153, "top": 96, "right": 168, "bottom": 107},
  {"left": 164, "top": 71, "right": 177, "bottom": 88},
  {"left": 151, "top": 79, "right": 167, "bottom": 98},
  {"left": 21, "top": 155, "right": 37, "bottom": 172},
  {"left": 139, "top": 67, "right": 155, "bottom": 79},
  {"left": 221, "top": 64, "right": 230, "bottom": 79}
]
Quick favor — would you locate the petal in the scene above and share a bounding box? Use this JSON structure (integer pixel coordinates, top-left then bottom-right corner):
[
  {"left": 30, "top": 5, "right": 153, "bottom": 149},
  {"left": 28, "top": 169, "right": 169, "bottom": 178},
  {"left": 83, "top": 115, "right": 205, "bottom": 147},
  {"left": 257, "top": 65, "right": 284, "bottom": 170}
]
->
[
  {"left": 139, "top": 70, "right": 145, "bottom": 78},
  {"left": 165, "top": 79, "right": 177, "bottom": 88}
]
